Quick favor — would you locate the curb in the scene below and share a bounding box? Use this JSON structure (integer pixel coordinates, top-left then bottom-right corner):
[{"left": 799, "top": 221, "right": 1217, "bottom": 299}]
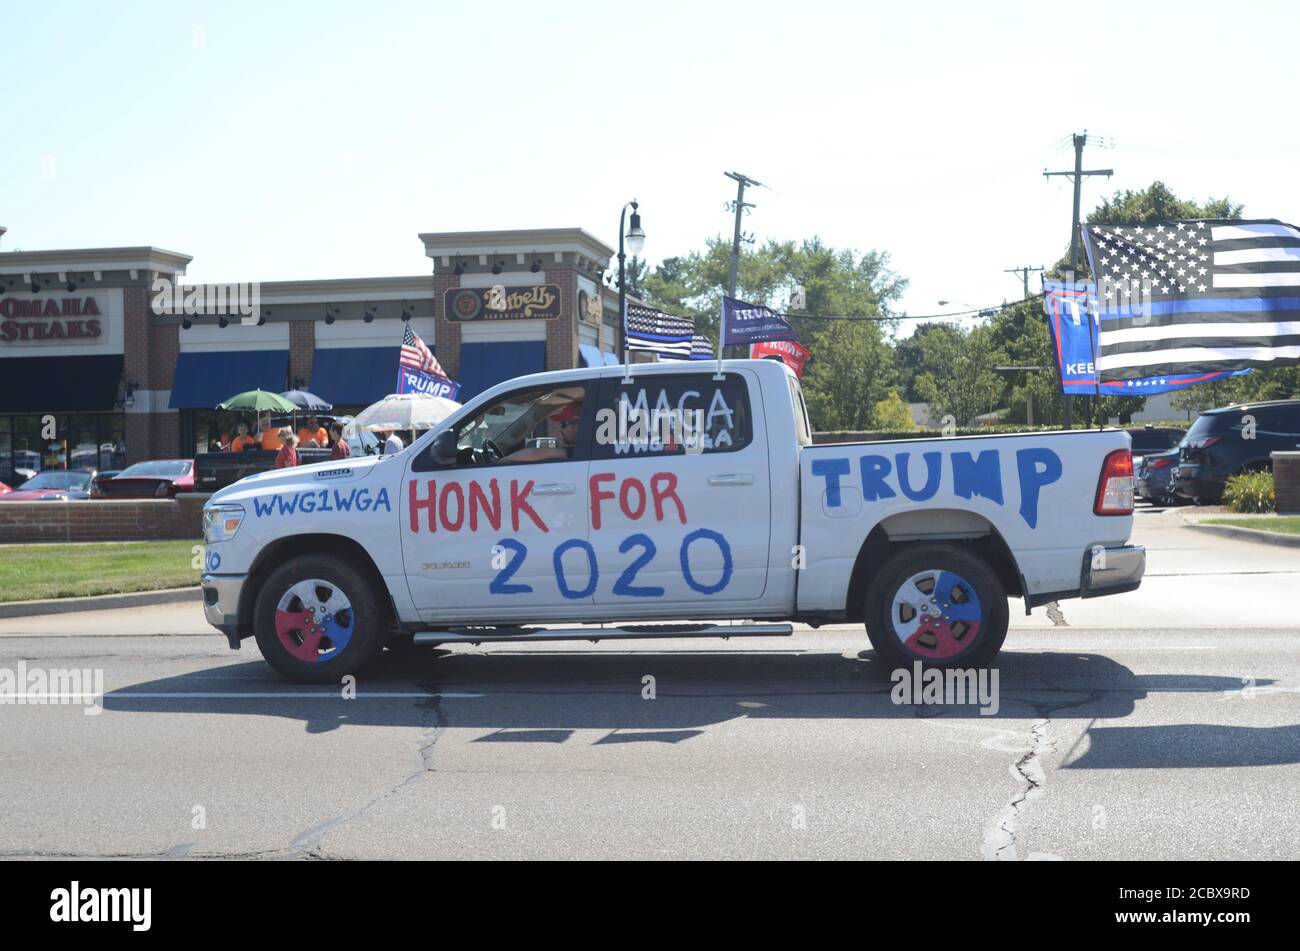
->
[
  {"left": 0, "top": 587, "right": 202, "bottom": 620},
  {"left": 1178, "top": 515, "right": 1300, "bottom": 549}
]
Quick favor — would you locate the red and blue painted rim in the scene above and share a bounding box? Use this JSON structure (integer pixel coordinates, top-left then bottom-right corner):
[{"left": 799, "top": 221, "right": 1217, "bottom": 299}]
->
[
  {"left": 890, "top": 569, "right": 982, "bottom": 660},
  {"left": 274, "top": 579, "right": 355, "bottom": 663}
]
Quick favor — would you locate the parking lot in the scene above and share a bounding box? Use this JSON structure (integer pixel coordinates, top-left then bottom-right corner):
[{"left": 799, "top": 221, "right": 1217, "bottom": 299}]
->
[{"left": 0, "top": 508, "right": 1296, "bottom": 861}]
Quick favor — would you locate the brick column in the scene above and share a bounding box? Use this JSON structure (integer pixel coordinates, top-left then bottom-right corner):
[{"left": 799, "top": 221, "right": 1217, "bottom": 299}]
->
[
  {"left": 289, "top": 320, "right": 315, "bottom": 389},
  {"left": 1274, "top": 452, "right": 1300, "bottom": 514},
  {"left": 544, "top": 269, "right": 578, "bottom": 373},
  {"left": 434, "top": 272, "right": 461, "bottom": 380},
  {"left": 124, "top": 285, "right": 180, "bottom": 463}
]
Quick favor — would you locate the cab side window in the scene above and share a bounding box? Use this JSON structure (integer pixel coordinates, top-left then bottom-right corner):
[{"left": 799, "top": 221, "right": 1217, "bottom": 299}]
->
[
  {"left": 591, "top": 373, "right": 753, "bottom": 459},
  {"left": 413, "top": 382, "right": 591, "bottom": 471}
]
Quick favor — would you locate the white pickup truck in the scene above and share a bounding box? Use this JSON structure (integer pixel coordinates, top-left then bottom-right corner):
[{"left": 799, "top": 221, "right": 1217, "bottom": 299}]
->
[{"left": 200, "top": 358, "right": 1144, "bottom": 682}]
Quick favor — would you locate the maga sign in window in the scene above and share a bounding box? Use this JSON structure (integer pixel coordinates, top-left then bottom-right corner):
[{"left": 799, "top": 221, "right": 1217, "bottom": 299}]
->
[{"left": 593, "top": 373, "right": 752, "bottom": 458}]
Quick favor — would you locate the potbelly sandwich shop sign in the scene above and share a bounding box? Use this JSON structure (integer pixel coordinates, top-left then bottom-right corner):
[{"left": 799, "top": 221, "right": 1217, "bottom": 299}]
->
[
  {"left": 0, "top": 295, "right": 104, "bottom": 344},
  {"left": 444, "top": 284, "right": 562, "bottom": 321}
]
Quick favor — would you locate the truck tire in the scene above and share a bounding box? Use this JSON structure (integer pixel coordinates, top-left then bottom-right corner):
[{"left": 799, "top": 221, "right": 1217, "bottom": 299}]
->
[
  {"left": 863, "top": 543, "right": 1008, "bottom": 669},
  {"left": 252, "top": 555, "right": 387, "bottom": 683}
]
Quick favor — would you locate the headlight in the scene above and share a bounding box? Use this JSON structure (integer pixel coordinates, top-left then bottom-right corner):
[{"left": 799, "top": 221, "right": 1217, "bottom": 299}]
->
[{"left": 203, "top": 504, "right": 245, "bottom": 543}]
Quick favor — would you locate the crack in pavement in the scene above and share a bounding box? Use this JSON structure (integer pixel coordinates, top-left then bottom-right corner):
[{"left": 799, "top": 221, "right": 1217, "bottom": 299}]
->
[
  {"left": 287, "top": 678, "right": 448, "bottom": 856},
  {"left": 1044, "top": 601, "right": 1068, "bottom": 627},
  {"left": 981, "top": 689, "right": 1104, "bottom": 862}
]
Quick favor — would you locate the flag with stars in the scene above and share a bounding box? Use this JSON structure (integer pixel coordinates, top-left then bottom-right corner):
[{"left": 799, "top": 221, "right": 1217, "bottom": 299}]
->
[
  {"left": 1043, "top": 279, "right": 1250, "bottom": 395},
  {"left": 1083, "top": 219, "right": 1300, "bottom": 381}
]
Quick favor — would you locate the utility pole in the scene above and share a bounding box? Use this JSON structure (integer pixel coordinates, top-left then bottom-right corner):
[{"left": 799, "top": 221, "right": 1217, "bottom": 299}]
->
[
  {"left": 1004, "top": 265, "right": 1044, "bottom": 299},
  {"left": 724, "top": 171, "right": 762, "bottom": 299},
  {"left": 1044, "top": 132, "right": 1112, "bottom": 428},
  {"left": 722, "top": 171, "right": 762, "bottom": 359}
]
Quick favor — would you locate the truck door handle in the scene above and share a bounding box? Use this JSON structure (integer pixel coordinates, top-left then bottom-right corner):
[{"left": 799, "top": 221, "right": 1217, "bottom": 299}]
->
[
  {"left": 532, "top": 482, "right": 576, "bottom": 496},
  {"left": 708, "top": 473, "right": 754, "bottom": 486}
]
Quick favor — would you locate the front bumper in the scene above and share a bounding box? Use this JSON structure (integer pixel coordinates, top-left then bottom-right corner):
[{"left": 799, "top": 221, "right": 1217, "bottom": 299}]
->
[
  {"left": 201, "top": 573, "right": 248, "bottom": 649},
  {"left": 1081, "top": 544, "right": 1145, "bottom": 598}
]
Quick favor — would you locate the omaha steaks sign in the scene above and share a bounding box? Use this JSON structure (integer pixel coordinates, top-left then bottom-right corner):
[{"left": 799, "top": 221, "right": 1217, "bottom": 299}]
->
[
  {"left": 0, "top": 296, "right": 104, "bottom": 343},
  {"left": 444, "top": 284, "right": 561, "bottom": 321}
]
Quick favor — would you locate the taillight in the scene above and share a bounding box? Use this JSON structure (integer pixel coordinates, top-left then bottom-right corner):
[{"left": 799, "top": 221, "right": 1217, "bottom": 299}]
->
[
  {"left": 1150, "top": 457, "right": 1173, "bottom": 470},
  {"left": 1095, "top": 449, "right": 1134, "bottom": 516},
  {"left": 1188, "top": 436, "right": 1221, "bottom": 450}
]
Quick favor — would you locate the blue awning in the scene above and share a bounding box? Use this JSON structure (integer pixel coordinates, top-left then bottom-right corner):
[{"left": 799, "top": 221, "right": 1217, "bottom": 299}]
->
[
  {"left": 458, "top": 341, "right": 546, "bottom": 402},
  {"left": 169, "top": 350, "right": 289, "bottom": 409},
  {"left": 602, "top": 351, "right": 621, "bottom": 366},
  {"left": 579, "top": 344, "right": 603, "bottom": 368},
  {"left": 311, "top": 346, "right": 402, "bottom": 407}
]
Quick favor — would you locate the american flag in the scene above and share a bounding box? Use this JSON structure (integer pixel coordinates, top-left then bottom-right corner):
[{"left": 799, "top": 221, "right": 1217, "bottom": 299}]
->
[
  {"left": 1084, "top": 219, "right": 1300, "bottom": 381},
  {"left": 400, "top": 325, "right": 446, "bottom": 376},
  {"left": 625, "top": 303, "right": 693, "bottom": 358},
  {"left": 660, "top": 334, "right": 715, "bottom": 361}
]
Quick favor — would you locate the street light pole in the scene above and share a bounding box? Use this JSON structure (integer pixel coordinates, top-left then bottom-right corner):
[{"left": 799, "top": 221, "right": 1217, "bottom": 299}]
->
[{"left": 617, "top": 200, "right": 644, "bottom": 366}]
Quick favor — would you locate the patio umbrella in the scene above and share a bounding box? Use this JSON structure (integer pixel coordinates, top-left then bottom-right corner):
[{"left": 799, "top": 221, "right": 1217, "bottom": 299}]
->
[
  {"left": 216, "top": 389, "right": 298, "bottom": 413},
  {"left": 351, "top": 393, "right": 461, "bottom": 432},
  {"left": 280, "top": 390, "right": 333, "bottom": 412}
]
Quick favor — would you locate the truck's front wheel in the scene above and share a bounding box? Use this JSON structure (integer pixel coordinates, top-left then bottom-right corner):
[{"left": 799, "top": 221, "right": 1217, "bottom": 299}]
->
[
  {"left": 863, "top": 543, "right": 1008, "bottom": 669},
  {"left": 253, "top": 555, "right": 386, "bottom": 683}
]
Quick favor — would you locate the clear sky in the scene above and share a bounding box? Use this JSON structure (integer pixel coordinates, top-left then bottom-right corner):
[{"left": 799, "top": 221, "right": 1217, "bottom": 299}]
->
[{"left": 4, "top": 0, "right": 1298, "bottom": 327}]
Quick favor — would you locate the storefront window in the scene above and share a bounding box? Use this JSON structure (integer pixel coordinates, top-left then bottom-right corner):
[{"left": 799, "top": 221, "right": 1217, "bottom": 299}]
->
[{"left": 0, "top": 413, "right": 125, "bottom": 481}]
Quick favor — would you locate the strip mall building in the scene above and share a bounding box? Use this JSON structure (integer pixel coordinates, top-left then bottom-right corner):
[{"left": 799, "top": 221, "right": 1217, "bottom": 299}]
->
[{"left": 0, "top": 228, "right": 626, "bottom": 483}]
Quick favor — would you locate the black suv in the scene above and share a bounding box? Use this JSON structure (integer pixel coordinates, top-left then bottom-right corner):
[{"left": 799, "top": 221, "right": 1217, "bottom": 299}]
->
[{"left": 1173, "top": 400, "right": 1300, "bottom": 504}]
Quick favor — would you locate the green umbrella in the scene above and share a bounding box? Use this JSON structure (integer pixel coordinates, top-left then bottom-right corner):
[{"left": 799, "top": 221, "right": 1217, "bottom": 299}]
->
[{"left": 216, "top": 389, "right": 298, "bottom": 412}]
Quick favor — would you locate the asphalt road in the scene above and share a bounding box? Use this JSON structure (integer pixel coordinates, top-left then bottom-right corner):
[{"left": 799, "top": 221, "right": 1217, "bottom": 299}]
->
[{"left": 0, "top": 508, "right": 1297, "bottom": 860}]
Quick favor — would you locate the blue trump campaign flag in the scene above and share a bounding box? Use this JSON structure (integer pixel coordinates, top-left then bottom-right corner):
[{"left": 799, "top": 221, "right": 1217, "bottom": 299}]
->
[
  {"left": 396, "top": 366, "right": 461, "bottom": 401},
  {"left": 1043, "top": 279, "right": 1249, "bottom": 396},
  {"left": 1082, "top": 219, "right": 1300, "bottom": 381},
  {"left": 721, "top": 296, "right": 797, "bottom": 347}
]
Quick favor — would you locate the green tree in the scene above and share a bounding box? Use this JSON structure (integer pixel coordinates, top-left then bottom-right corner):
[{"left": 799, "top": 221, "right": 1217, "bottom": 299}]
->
[
  {"left": 801, "top": 319, "right": 898, "bottom": 431},
  {"left": 873, "top": 389, "right": 918, "bottom": 431},
  {"left": 642, "top": 236, "right": 906, "bottom": 429}
]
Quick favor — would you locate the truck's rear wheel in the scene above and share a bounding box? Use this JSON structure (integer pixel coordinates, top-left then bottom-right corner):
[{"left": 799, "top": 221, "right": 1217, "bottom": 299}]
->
[
  {"left": 253, "top": 555, "right": 386, "bottom": 683},
  {"left": 864, "top": 543, "right": 1008, "bottom": 669}
]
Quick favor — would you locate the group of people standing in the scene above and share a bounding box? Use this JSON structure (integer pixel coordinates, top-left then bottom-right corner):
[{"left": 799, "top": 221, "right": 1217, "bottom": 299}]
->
[{"left": 218, "top": 415, "right": 410, "bottom": 469}]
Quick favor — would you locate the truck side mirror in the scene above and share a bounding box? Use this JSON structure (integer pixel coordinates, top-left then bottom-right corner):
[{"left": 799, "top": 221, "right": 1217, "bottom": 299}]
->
[{"left": 430, "top": 429, "right": 458, "bottom": 467}]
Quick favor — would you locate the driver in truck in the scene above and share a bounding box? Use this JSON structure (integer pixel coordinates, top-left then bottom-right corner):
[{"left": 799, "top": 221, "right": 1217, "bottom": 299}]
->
[{"left": 503, "top": 400, "right": 582, "bottom": 464}]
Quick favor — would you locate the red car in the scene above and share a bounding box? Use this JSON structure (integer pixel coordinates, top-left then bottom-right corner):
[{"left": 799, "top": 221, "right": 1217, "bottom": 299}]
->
[
  {"left": 0, "top": 469, "right": 96, "bottom": 501},
  {"left": 0, "top": 481, "right": 10, "bottom": 495},
  {"left": 92, "top": 460, "right": 196, "bottom": 499}
]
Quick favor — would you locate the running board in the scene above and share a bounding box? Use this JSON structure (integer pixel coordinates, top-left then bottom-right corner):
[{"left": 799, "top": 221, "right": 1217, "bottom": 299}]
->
[{"left": 413, "top": 622, "right": 794, "bottom": 646}]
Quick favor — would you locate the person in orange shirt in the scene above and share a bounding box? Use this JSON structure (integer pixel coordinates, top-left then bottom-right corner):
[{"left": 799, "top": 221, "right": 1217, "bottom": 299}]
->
[
  {"left": 258, "top": 417, "right": 283, "bottom": 450},
  {"left": 230, "top": 421, "right": 257, "bottom": 453},
  {"left": 297, "top": 416, "right": 328, "bottom": 449}
]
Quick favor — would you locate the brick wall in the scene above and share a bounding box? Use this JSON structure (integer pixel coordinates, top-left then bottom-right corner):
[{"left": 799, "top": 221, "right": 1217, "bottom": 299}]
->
[
  {"left": 1274, "top": 452, "right": 1300, "bottom": 514},
  {"left": 544, "top": 269, "right": 577, "bottom": 373},
  {"left": 0, "top": 495, "right": 208, "bottom": 544},
  {"left": 433, "top": 272, "right": 461, "bottom": 380},
  {"left": 289, "top": 320, "right": 315, "bottom": 388}
]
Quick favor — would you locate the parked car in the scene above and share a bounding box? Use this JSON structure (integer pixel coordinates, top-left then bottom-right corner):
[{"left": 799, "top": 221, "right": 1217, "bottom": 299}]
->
[
  {"left": 1125, "top": 425, "right": 1183, "bottom": 472},
  {"left": 90, "top": 470, "right": 121, "bottom": 495},
  {"left": 1136, "top": 447, "right": 1181, "bottom": 505},
  {"left": 1174, "top": 399, "right": 1300, "bottom": 504},
  {"left": 93, "top": 460, "right": 195, "bottom": 499},
  {"left": 0, "top": 469, "right": 96, "bottom": 501}
]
